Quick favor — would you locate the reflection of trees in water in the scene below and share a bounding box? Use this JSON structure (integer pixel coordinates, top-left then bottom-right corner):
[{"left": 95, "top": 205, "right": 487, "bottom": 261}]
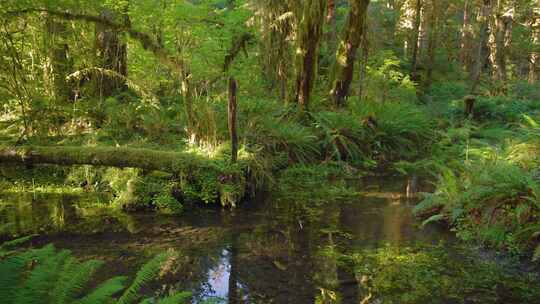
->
[
  {"left": 0, "top": 193, "right": 162, "bottom": 238},
  {"left": 0, "top": 185, "right": 452, "bottom": 303}
]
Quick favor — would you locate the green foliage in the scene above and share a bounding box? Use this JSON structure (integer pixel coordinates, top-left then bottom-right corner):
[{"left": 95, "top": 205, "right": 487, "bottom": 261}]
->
[
  {"left": 247, "top": 116, "right": 319, "bottom": 163},
  {"left": 277, "top": 163, "right": 359, "bottom": 203},
  {"left": 0, "top": 241, "right": 189, "bottom": 304},
  {"left": 351, "top": 100, "right": 434, "bottom": 162},
  {"left": 414, "top": 113, "right": 540, "bottom": 258},
  {"left": 350, "top": 244, "right": 540, "bottom": 303},
  {"left": 363, "top": 51, "right": 417, "bottom": 103},
  {"left": 313, "top": 111, "right": 367, "bottom": 164}
]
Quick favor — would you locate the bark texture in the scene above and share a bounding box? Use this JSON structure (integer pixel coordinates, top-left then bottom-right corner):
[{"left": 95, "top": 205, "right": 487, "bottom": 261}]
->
[
  {"left": 294, "top": 0, "right": 327, "bottom": 112},
  {"left": 228, "top": 77, "right": 238, "bottom": 163},
  {"left": 330, "top": 0, "right": 370, "bottom": 107}
]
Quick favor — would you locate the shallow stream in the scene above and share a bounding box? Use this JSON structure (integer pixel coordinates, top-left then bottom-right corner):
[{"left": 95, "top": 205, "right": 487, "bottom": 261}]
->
[{"left": 0, "top": 179, "right": 536, "bottom": 303}]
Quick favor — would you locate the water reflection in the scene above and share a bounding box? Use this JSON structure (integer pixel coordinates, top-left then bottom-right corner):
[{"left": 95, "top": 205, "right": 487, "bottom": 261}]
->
[{"left": 0, "top": 180, "right": 453, "bottom": 304}]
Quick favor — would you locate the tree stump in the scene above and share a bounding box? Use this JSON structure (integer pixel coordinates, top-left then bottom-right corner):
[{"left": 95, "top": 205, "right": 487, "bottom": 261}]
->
[{"left": 464, "top": 95, "right": 476, "bottom": 117}]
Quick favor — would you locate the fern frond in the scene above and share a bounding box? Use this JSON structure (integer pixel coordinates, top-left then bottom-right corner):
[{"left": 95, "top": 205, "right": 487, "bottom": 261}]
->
[
  {"left": 117, "top": 252, "right": 170, "bottom": 304},
  {"left": 76, "top": 276, "right": 128, "bottom": 304},
  {"left": 421, "top": 214, "right": 445, "bottom": 227},
  {"left": 0, "top": 244, "right": 49, "bottom": 303},
  {"left": 156, "top": 292, "right": 192, "bottom": 304},
  {"left": 52, "top": 258, "right": 104, "bottom": 304},
  {"left": 14, "top": 247, "right": 71, "bottom": 304},
  {"left": 0, "top": 235, "right": 36, "bottom": 253}
]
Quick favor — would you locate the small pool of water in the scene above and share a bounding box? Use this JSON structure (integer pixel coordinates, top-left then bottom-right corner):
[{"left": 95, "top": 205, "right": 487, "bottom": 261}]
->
[{"left": 0, "top": 179, "right": 535, "bottom": 303}]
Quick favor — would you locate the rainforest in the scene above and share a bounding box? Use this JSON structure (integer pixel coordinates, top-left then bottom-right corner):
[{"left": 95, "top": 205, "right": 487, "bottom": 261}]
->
[{"left": 1, "top": 0, "right": 540, "bottom": 303}]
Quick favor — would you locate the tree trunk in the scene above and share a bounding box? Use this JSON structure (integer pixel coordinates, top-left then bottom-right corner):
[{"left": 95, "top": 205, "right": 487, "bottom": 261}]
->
[
  {"left": 0, "top": 146, "right": 216, "bottom": 173},
  {"left": 181, "top": 72, "right": 196, "bottom": 143},
  {"left": 460, "top": 0, "right": 474, "bottom": 72},
  {"left": 294, "top": 0, "right": 327, "bottom": 113},
  {"left": 410, "top": 0, "right": 423, "bottom": 81},
  {"left": 490, "top": 2, "right": 511, "bottom": 85},
  {"left": 228, "top": 77, "right": 238, "bottom": 163},
  {"left": 358, "top": 17, "right": 369, "bottom": 102},
  {"left": 329, "top": 0, "right": 370, "bottom": 107},
  {"left": 43, "top": 14, "right": 72, "bottom": 103},
  {"left": 469, "top": 0, "right": 492, "bottom": 94},
  {"left": 326, "top": 0, "right": 338, "bottom": 58},
  {"left": 95, "top": 9, "right": 128, "bottom": 98},
  {"left": 528, "top": 13, "right": 540, "bottom": 83},
  {"left": 424, "top": 0, "right": 439, "bottom": 90}
]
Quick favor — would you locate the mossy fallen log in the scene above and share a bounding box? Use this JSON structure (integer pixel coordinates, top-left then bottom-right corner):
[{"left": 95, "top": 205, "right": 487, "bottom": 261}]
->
[
  {"left": 0, "top": 146, "right": 217, "bottom": 173},
  {"left": 0, "top": 145, "right": 248, "bottom": 207}
]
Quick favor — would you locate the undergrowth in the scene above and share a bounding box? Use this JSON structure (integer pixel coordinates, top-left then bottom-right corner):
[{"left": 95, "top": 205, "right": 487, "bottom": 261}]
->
[{"left": 0, "top": 237, "right": 191, "bottom": 304}]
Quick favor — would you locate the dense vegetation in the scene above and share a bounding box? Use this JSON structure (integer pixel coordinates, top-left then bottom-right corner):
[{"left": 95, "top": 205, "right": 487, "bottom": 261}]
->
[{"left": 1, "top": 0, "right": 540, "bottom": 302}]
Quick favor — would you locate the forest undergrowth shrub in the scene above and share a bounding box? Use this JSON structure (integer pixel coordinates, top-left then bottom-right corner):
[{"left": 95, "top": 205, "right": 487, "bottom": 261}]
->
[
  {"left": 444, "top": 96, "right": 540, "bottom": 123},
  {"left": 313, "top": 111, "right": 369, "bottom": 165},
  {"left": 509, "top": 80, "right": 540, "bottom": 102},
  {"left": 350, "top": 100, "right": 434, "bottom": 162},
  {"left": 246, "top": 116, "right": 319, "bottom": 163},
  {"left": 415, "top": 160, "right": 540, "bottom": 258},
  {"left": 427, "top": 81, "right": 467, "bottom": 103}
]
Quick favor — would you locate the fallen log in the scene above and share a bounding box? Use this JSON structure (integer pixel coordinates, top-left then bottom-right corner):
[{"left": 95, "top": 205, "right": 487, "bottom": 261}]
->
[{"left": 0, "top": 146, "right": 217, "bottom": 173}]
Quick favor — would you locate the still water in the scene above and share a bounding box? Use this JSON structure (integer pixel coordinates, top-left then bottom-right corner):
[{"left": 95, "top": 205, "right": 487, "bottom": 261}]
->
[{"left": 0, "top": 179, "right": 527, "bottom": 303}]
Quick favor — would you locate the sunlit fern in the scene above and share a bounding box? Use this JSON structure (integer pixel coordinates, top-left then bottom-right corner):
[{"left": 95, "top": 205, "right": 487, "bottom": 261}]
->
[{"left": 0, "top": 241, "right": 190, "bottom": 304}]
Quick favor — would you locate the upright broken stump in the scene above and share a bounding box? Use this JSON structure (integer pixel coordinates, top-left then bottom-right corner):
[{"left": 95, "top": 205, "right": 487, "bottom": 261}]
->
[{"left": 464, "top": 95, "right": 476, "bottom": 118}]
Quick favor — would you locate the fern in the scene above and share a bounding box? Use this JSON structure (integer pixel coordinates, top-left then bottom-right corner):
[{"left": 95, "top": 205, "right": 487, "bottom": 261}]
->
[
  {"left": 0, "top": 241, "right": 189, "bottom": 304},
  {"left": 142, "top": 292, "right": 192, "bottom": 304},
  {"left": 51, "top": 258, "right": 104, "bottom": 304},
  {"left": 117, "top": 252, "right": 170, "bottom": 304},
  {"left": 0, "top": 244, "right": 52, "bottom": 303},
  {"left": 421, "top": 214, "right": 445, "bottom": 227},
  {"left": 76, "top": 277, "right": 128, "bottom": 304},
  {"left": 14, "top": 246, "right": 72, "bottom": 304}
]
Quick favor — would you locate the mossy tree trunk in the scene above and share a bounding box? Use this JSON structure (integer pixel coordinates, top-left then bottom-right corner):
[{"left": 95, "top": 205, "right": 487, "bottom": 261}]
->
[
  {"left": 329, "top": 0, "right": 370, "bottom": 107},
  {"left": 228, "top": 77, "right": 238, "bottom": 163},
  {"left": 43, "top": 13, "right": 73, "bottom": 103},
  {"left": 294, "top": 0, "right": 327, "bottom": 113},
  {"left": 94, "top": 9, "right": 128, "bottom": 98},
  {"left": 0, "top": 146, "right": 217, "bottom": 173}
]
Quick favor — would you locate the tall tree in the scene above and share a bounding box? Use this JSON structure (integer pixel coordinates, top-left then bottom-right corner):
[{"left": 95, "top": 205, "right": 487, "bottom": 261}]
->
[
  {"left": 528, "top": 8, "right": 540, "bottom": 83},
  {"left": 470, "top": 0, "right": 493, "bottom": 94},
  {"left": 94, "top": 8, "right": 128, "bottom": 98},
  {"left": 329, "top": 0, "right": 371, "bottom": 107},
  {"left": 460, "top": 0, "right": 474, "bottom": 72},
  {"left": 43, "top": 13, "right": 72, "bottom": 103},
  {"left": 410, "top": 0, "right": 423, "bottom": 81},
  {"left": 424, "top": 0, "right": 441, "bottom": 90},
  {"left": 294, "top": 0, "right": 327, "bottom": 112},
  {"left": 489, "top": 0, "right": 513, "bottom": 85}
]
